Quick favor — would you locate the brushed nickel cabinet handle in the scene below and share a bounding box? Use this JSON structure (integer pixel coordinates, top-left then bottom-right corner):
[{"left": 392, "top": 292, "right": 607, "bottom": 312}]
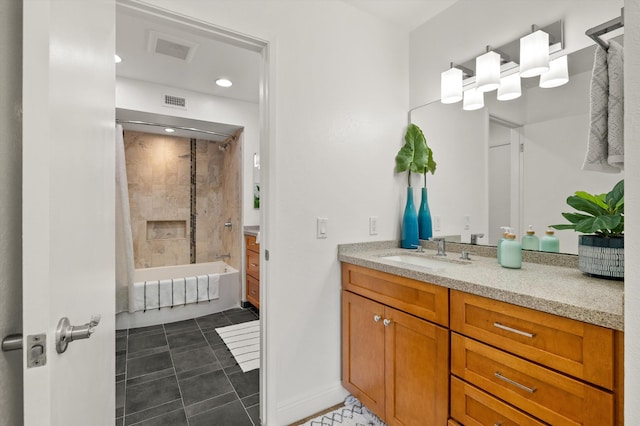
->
[
  {"left": 374, "top": 315, "right": 381, "bottom": 322},
  {"left": 383, "top": 319, "right": 392, "bottom": 327},
  {"left": 494, "top": 372, "right": 537, "bottom": 393},
  {"left": 493, "top": 322, "right": 535, "bottom": 338}
]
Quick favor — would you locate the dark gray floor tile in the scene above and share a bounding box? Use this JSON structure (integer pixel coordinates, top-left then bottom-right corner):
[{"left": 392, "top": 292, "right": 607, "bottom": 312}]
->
[
  {"left": 116, "top": 417, "right": 123, "bottom": 426},
  {"left": 202, "top": 330, "right": 224, "bottom": 347},
  {"left": 125, "top": 375, "right": 181, "bottom": 415},
  {"left": 116, "top": 381, "right": 125, "bottom": 418},
  {"left": 124, "top": 400, "right": 183, "bottom": 426},
  {"left": 116, "top": 336, "right": 127, "bottom": 353},
  {"left": 176, "top": 362, "right": 222, "bottom": 381},
  {"left": 116, "top": 329, "right": 128, "bottom": 338},
  {"left": 247, "top": 403, "right": 261, "bottom": 426},
  {"left": 228, "top": 369, "right": 260, "bottom": 398},
  {"left": 166, "top": 329, "right": 206, "bottom": 350},
  {"left": 241, "top": 393, "right": 259, "bottom": 409},
  {"left": 135, "top": 408, "right": 188, "bottom": 426},
  {"left": 188, "top": 400, "right": 254, "bottom": 426},
  {"left": 116, "top": 374, "right": 126, "bottom": 383},
  {"left": 178, "top": 369, "right": 233, "bottom": 407},
  {"left": 126, "top": 368, "right": 174, "bottom": 387},
  {"left": 172, "top": 346, "right": 219, "bottom": 374},
  {"left": 225, "top": 310, "right": 258, "bottom": 324},
  {"left": 128, "top": 332, "right": 167, "bottom": 355},
  {"left": 129, "top": 324, "right": 164, "bottom": 336},
  {"left": 184, "top": 391, "right": 238, "bottom": 417},
  {"left": 196, "top": 313, "right": 232, "bottom": 330},
  {"left": 127, "top": 351, "right": 172, "bottom": 379},
  {"left": 116, "top": 354, "right": 126, "bottom": 376},
  {"left": 213, "top": 346, "right": 237, "bottom": 368},
  {"left": 127, "top": 345, "right": 170, "bottom": 360},
  {"left": 164, "top": 319, "right": 198, "bottom": 335},
  {"left": 223, "top": 363, "right": 243, "bottom": 375}
]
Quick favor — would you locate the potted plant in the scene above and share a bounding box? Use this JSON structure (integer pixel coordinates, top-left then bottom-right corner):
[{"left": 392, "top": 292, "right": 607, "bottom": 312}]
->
[
  {"left": 550, "top": 179, "right": 624, "bottom": 280},
  {"left": 395, "top": 124, "right": 436, "bottom": 248}
]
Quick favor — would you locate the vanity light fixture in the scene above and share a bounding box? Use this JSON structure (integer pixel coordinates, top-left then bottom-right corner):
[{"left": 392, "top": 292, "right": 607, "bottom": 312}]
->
[
  {"left": 463, "top": 87, "right": 484, "bottom": 111},
  {"left": 476, "top": 48, "right": 501, "bottom": 92},
  {"left": 115, "top": 54, "right": 122, "bottom": 63},
  {"left": 497, "top": 72, "right": 522, "bottom": 101},
  {"left": 440, "top": 65, "right": 464, "bottom": 104},
  {"left": 539, "top": 55, "right": 569, "bottom": 88},
  {"left": 216, "top": 78, "right": 233, "bottom": 88},
  {"left": 519, "top": 27, "right": 550, "bottom": 78}
]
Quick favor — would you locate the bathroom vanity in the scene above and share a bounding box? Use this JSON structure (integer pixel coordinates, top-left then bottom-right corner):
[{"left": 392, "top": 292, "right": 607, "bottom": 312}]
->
[
  {"left": 338, "top": 241, "right": 623, "bottom": 426},
  {"left": 244, "top": 227, "right": 260, "bottom": 309}
]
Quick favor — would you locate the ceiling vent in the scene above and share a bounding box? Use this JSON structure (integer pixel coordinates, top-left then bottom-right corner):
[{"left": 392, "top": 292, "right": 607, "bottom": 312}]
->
[
  {"left": 162, "top": 94, "right": 187, "bottom": 110},
  {"left": 148, "top": 30, "right": 198, "bottom": 62}
]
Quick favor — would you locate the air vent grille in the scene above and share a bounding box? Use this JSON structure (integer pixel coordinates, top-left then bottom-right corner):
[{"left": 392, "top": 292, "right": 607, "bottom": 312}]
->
[{"left": 163, "top": 94, "right": 187, "bottom": 109}]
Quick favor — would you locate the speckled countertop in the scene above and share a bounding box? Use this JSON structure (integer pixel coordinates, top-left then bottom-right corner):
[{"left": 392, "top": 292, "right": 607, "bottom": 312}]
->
[{"left": 338, "top": 241, "right": 624, "bottom": 331}]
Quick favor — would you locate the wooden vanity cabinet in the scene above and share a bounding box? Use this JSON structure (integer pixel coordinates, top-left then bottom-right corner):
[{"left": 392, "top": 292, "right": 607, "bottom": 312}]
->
[
  {"left": 450, "top": 290, "right": 622, "bottom": 426},
  {"left": 341, "top": 263, "right": 449, "bottom": 426},
  {"left": 245, "top": 234, "right": 260, "bottom": 309}
]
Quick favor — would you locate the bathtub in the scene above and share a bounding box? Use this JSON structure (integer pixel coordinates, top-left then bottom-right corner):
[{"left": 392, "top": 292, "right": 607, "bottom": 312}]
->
[{"left": 116, "top": 261, "right": 240, "bottom": 330}]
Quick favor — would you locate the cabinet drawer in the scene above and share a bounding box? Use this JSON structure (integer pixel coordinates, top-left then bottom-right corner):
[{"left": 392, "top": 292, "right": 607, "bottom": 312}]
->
[
  {"left": 245, "top": 234, "right": 260, "bottom": 253},
  {"left": 247, "top": 274, "right": 260, "bottom": 309},
  {"left": 451, "top": 376, "right": 545, "bottom": 426},
  {"left": 342, "top": 263, "right": 448, "bottom": 326},
  {"left": 247, "top": 250, "right": 260, "bottom": 280},
  {"left": 450, "top": 290, "right": 614, "bottom": 389},
  {"left": 451, "top": 333, "right": 614, "bottom": 426}
]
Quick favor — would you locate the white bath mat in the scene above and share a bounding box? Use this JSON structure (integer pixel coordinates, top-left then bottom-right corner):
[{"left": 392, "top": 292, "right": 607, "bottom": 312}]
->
[
  {"left": 215, "top": 320, "right": 260, "bottom": 372},
  {"left": 299, "top": 396, "right": 386, "bottom": 426}
]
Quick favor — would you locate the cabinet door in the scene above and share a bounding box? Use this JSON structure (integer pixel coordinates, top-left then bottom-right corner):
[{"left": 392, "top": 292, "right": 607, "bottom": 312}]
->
[
  {"left": 342, "top": 291, "right": 386, "bottom": 419},
  {"left": 385, "top": 306, "right": 449, "bottom": 426}
]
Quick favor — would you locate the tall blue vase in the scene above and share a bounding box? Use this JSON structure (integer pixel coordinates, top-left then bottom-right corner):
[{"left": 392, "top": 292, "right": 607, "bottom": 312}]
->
[
  {"left": 418, "top": 187, "right": 433, "bottom": 240},
  {"left": 401, "top": 187, "right": 419, "bottom": 248}
]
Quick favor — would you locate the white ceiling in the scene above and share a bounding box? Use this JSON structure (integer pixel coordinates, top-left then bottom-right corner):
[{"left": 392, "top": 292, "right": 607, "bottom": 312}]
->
[{"left": 115, "top": 1, "right": 456, "bottom": 139}]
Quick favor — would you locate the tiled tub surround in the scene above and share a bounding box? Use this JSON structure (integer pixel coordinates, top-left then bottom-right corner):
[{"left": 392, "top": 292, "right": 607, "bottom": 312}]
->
[
  {"left": 124, "top": 131, "right": 242, "bottom": 270},
  {"left": 116, "top": 307, "right": 260, "bottom": 426},
  {"left": 338, "top": 241, "right": 623, "bottom": 330}
]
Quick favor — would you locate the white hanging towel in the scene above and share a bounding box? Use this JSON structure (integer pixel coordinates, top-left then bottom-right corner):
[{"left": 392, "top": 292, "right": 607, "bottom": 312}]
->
[{"left": 606, "top": 40, "right": 624, "bottom": 169}]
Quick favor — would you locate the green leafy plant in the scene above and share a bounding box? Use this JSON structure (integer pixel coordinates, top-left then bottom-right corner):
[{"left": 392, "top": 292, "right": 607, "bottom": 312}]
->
[
  {"left": 395, "top": 124, "right": 436, "bottom": 186},
  {"left": 550, "top": 179, "right": 624, "bottom": 237}
]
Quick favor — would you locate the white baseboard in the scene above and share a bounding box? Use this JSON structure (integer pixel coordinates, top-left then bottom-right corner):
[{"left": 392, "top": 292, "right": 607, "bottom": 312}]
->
[{"left": 275, "top": 381, "right": 349, "bottom": 425}]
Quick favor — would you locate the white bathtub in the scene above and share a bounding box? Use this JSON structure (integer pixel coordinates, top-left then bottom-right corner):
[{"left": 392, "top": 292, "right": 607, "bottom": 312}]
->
[{"left": 116, "top": 261, "right": 240, "bottom": 330}]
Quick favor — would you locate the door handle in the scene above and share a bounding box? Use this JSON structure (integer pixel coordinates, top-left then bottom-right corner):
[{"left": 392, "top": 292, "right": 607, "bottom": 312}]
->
[
  {"left": 55, "top": 315, "right": 101, "bottom": 354},
  {"left": 2, "top": 334, "right": 23, "bottom": 352}
]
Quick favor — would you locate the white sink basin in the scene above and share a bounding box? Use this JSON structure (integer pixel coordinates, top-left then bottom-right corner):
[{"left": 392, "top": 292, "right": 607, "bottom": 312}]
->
[{"left": 380, "top": 254, "right": 469, "bottom": 270}]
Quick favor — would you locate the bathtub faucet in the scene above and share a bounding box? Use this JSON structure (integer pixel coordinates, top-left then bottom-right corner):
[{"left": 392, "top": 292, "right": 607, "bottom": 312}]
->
[{"left": 216, "top": 253, "right": 231, "bottom": 260}]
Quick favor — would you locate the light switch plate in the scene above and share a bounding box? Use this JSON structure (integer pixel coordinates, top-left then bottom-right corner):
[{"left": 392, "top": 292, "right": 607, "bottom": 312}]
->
[
  {"left": 317, "top": 217, "right": 328, "bottom": 239},
  {"left": 369, "top": 216, "right": 378, "bottom": 235}
]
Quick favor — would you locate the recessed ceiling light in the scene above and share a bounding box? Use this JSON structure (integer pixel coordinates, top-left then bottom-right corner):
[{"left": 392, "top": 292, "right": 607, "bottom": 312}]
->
[
  {"left": 164, "top": 128, "right": 175, "bottom": 133},
  {"left": 115, "top": 54, "right": 122, "bottom": 64},
  {"left": 216, "top": 78, "right": 233, "bottom": 88}
]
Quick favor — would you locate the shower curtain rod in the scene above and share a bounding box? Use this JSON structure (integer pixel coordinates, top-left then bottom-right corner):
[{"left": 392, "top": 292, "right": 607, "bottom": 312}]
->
[
  {"left": 116, "top": 119, "right": 237, "bottom": 141},
  {"left": 586, "top": 7, "right": 624, "bottom": 50}
]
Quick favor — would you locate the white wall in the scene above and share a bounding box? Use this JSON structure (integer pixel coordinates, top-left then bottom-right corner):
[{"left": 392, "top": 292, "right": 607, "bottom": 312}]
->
[
  {"left": 624, "top": 0, "right": 640, "bottom": 423},
  {"left": 116, "top": 77, "right": 261, "bottom": 226},
  {"left": 138, "top": 1, "right": 409, "bottom": 424},
  {"left": 0, "top": 1, "right": 23, "bottom": 424}
]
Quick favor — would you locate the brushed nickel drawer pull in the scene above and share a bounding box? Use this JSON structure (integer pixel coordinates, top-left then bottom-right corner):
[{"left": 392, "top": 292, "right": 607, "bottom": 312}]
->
[
  {"left": 494, "top": 372, "right": 537, "bottom": 393},
  {"left": 250, "top": 263, "right": 259, "bottom": 267},
  {"left": 494, "top": 423, "right": 502, "bottom": 426},
  {"left": 493, "top": 322, "right": 535, "bottom": 338}
]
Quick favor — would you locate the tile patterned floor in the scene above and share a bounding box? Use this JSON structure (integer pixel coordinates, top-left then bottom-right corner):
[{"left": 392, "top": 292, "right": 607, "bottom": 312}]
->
[{"left": 116, "top": 307, "right": 260, "bottom": 426}]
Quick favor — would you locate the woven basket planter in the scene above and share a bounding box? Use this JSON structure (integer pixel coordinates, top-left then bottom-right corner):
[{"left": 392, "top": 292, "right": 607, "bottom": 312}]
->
[{"left": 578, "top": 235, "right": 624, "bottom": 280}]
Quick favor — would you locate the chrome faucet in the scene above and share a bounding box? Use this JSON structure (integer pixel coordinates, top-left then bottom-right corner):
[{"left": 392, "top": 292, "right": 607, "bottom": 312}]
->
[
  {"left": 434, "top": 238, "right": 446, "bottom": 256},
  {"left": 411, "top": 244, "right": 424, "bottom": 253},
  {"left": 470, "top": 233, "right": 485, "bottom": 245}
]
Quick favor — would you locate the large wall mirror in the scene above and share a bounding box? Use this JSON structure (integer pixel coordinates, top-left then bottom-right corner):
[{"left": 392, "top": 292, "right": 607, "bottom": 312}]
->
[{"left": 410, "top": 41, "right": 623, "bottom": 255}]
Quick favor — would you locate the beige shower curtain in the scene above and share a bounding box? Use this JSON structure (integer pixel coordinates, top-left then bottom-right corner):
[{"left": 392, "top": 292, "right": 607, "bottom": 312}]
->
[{"left": 115, "top": 124, "right": 135, "bottom": 313}]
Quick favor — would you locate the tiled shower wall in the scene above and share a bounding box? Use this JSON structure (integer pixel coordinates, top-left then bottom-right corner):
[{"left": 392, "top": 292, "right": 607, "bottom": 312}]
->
[{"left": 124, "top": 130, "right": 241, "bottom": 269}]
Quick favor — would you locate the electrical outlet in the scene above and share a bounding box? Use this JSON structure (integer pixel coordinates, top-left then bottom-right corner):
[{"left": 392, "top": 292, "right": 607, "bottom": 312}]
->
[
  {"left": 464, "top": 215, "right": 470, "bottom": 230},
  {"left": 434, "top": 216, "right": 441, "bottom": 232},
  {"left": 369, "top": 216, "right": 378, "bottom": 235}
]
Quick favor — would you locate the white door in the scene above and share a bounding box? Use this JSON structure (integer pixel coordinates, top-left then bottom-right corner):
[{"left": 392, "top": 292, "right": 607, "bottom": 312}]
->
[{"left": 22, "top": 1, "right": 116, "bottom": 424}]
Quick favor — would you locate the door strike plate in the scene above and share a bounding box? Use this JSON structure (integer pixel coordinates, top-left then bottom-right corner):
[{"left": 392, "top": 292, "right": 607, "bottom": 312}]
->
[{"left": 27, "top": 334, "right": 46, "bottom": 368}]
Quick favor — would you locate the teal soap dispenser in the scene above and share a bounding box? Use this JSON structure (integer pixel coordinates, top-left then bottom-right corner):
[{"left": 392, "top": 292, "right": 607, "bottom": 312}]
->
[
  {"left": 522, "top": 225, "right": 540, "bottom": 251},
  {"left": 497, "top": 226, "right": 510, "bottom": 264},
  {"left": 501, "top": 233, "right": 522, "bottom": 269},
  {"left": 540, "top": 229, "right": 560, "bottom": 253}
]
